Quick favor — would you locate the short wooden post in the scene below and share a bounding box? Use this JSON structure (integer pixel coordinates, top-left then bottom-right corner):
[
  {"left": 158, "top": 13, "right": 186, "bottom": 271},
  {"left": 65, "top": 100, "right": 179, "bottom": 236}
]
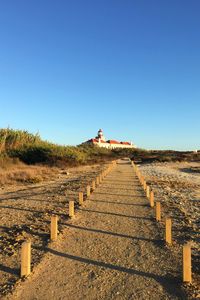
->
[
  {"left": 146, "top": 186, "right": 150, "bottom": 199},
  {"left": 143, "top": 181, "right": 147, "bottom": 191},
  {"left": 99, "top": 175, "right": 102, "bottom": 183},
  {"left": 21, "top": 241, "right": 31, "bottom": 277},
  {"left": 79, "top": 192, "right": 84, "bottom": 206},
  {"left": 150, "top": 191, "right": 154, "bottom": 207},
  {"left": 87, "top": 185, "right": 91, "bottom": 197},
  {"left": 51, "top": 215, "right": 58, "bottom": 241},
  {"left": 165, "top": 218, "right": 172, "bottom": 244},
  {"left": 92, "top": 180, "right": 96, "bottom": 190},
  {"left": 69, "top": 200, "right": 74, "bottom": 218},
  {"left": 183, "top": 244, "right": 192, "bottom": 283},
  {"left": 141, "top": 176, "right": 144, "bottom": 185},
  {"left": 156, "top": 202, "right": 161, "bottom": 221}
]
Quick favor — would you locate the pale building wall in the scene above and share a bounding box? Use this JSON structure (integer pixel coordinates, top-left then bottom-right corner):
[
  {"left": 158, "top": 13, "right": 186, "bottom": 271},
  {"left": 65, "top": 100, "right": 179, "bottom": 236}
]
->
[{"left": 93, "top": 142, "right": 136, "bottom": 149}]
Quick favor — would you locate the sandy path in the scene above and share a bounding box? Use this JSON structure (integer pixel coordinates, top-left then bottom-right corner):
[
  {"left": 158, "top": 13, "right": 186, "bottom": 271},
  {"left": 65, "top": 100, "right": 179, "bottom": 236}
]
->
[{"left": 6, "top": 160, "right": 187, "bottom": 300}]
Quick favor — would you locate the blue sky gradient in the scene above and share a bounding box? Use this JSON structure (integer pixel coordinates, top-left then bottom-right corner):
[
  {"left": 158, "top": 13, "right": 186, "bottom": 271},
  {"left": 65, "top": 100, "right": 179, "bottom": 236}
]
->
[{"left": 0, "top": 1, "right": 200, "bottom": 150}]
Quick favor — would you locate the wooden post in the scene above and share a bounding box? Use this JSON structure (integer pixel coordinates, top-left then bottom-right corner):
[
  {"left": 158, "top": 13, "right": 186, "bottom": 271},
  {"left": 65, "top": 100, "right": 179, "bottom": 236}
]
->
[
  {"left": 156, "top": 202, "right": 161, "bottom": 221},
  {"left": 87, "top": 185, "right": 91, "bottom": 197},
  {"left": 165, "top": 218, "right": 172, "bottom": 244},
  {"left": 150, "top": 191, "right": 154, "bottom": 207},
  {"left": 183, "top": 244, "right": 192, "bottom": 283},
  {"left": 146, "top": 186, "right": 150, "bottom": 199},
  {"left": 141, "top": 176, "right": 144, "bottom": 185},
  {"left": 69, "top": 200, "right": 74, "bottom": 218},
  {"left": 99, "top": 175, "right": 102, "bottom": 183},
  {"left": 138, "top": 173, "right": 141, "bottom": 181},
  {"left": 92, "top": 180, "right": 96, "bottom": 190},
  {"left": 143, "top": 180, "right": 147, "bottom": 191},
  {"left": 79, "top": 192, "right": 83, "bottom": 206},
  {"left": 51, "top": 215, "right": 58, "bottom": 241},
  {"left": 21, "top": 241, "right": 31, "bottom": 277}
]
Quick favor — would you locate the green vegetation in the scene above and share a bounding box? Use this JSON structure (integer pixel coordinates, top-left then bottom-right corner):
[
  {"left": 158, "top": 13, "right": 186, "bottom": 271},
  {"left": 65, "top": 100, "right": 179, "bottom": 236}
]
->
[
  {"left": 0, "top": 128, "right": 115, "bottom": 166},
  {"left": 0, "top": 128, "right": 199, "bottom": 167},
  {"left": 113, "top": 148, "right": 200, "bottom": 163}
]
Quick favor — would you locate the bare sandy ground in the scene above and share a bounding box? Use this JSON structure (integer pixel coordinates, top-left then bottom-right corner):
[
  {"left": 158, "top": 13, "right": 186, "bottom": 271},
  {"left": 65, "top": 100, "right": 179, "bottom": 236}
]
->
[
  {"left": 140, "top": 161, "right": 200, "bottom": 298},
  {"left": 0, "top": 164, "right": 103, "bottom": 296},
  {"left": 3, "top": 160, "right": 194, "bottom": 299}
]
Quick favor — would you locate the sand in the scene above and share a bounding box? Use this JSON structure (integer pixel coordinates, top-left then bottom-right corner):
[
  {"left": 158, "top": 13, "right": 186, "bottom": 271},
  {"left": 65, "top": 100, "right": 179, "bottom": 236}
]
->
[{"left": 1, "top": 160, "right": 199, "bottom": 299}]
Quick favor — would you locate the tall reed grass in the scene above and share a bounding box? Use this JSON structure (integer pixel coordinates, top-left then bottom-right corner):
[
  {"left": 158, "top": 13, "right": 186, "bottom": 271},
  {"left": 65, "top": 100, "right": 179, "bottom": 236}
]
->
[{"left": 0, "top": 128, "right": 116, "bottom": 166}]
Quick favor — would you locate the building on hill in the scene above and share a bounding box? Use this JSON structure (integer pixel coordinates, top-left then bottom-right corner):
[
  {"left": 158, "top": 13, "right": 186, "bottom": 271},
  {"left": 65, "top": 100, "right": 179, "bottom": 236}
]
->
[{"left": 83, "top": 129, "right": 136, "bottom": 149}]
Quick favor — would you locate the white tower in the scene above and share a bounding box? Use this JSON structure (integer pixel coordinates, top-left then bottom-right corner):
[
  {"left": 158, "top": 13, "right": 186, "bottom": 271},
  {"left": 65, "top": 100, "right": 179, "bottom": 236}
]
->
[{"left": 97, "top": 129, "right": 106, "bottom": 141}]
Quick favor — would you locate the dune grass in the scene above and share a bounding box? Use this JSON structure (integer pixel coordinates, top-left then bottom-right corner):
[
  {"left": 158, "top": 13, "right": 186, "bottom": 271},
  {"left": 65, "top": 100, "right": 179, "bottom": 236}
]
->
[
  {"left": 0, "top": 128, "right": 116, "bottom": 167},
  {"left": 0, "top": 128, "right": 199, "bottom": 170}
]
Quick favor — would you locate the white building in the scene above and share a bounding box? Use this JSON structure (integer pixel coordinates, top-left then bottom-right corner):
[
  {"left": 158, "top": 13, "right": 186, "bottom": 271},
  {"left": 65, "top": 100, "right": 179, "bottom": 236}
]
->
[{"left": 84, "top": 129, "right": 136, "bottom": 149}]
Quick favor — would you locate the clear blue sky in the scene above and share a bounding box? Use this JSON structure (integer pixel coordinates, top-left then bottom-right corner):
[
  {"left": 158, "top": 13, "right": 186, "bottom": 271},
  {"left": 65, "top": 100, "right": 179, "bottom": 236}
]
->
[{"left": 0, "top": 1, "right": 199, "bottom": 150}]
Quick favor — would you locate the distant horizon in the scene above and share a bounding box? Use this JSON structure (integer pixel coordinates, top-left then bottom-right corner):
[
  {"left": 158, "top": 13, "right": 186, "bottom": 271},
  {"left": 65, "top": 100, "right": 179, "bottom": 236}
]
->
[{"left": 0, "top": 1, "right": 199, "bottom": 151}]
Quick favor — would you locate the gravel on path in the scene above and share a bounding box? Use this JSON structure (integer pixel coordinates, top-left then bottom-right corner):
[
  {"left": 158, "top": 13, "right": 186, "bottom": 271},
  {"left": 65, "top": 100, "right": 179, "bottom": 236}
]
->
[{"left": 6, "top": 160, "right": 188, "bottom": 300}]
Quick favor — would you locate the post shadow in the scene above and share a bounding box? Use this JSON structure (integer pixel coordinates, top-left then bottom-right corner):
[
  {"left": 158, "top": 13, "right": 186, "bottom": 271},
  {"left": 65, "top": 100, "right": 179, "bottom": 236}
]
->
[
  {"left": 79, "top": 208, "right": 153, "bottom": 221},
  {"left": 43, "top": 248, "right": 186, "bottom": 299},
  {"left": 0, "top": 191, "right": 45, "bottom": 201},
  {"left": 0, "top": 193, "right": 65, "bottom": 204},
  {"left": 94, "top": 192, "right": 145, "bottom": 197},
  {"left": 64, "top": 223, "right": 161, "bottom": 245},
  {"left": 89, "top": 199, "right": 148, "bottom": 206},
  {"left": 104, "top": 180, "right": 138, "bottom": 183},
  {"left": 98, "top": 187, "right": 138, "bottom": 191},
  {"left": 0, "top": 182, "right": 61, "bottom": 196},
  {"left": 0, "top": 264, "right": 19, "bottom": 276},
  {"left": 0, "top": 205, "right": 67, "bottom": 217}
]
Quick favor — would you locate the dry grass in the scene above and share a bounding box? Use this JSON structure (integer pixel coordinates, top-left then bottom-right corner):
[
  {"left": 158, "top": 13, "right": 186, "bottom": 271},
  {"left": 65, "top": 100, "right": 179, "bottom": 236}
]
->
[{"left": 0, "top": 162, "right": 58, "bottom": 185}]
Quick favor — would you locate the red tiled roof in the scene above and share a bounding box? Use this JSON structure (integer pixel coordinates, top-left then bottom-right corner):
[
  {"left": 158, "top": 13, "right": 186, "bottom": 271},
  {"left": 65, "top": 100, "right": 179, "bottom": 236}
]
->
[
  {"left": 87, "top": 138, "right": 107, "bottom": 143},
  {"left": 120, "top": 142, "right": 131, "bottom": 145},
  {"left": 86, "top": 138, "right": 131, "bottom": 146},
  {"left": 107, "top": 140, "right": 120, "bottom": 144}
]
